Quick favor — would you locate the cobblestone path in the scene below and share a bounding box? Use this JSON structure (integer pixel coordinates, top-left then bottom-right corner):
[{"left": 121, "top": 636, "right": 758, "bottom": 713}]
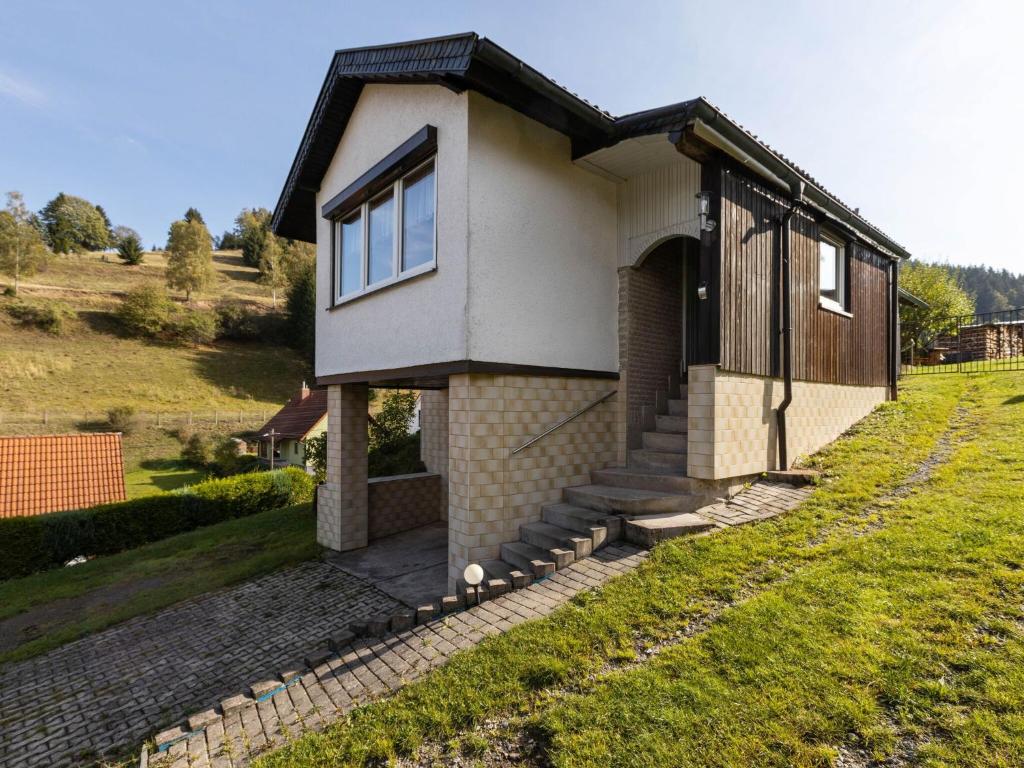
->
[{"left": 0, "top": 562, "right": 401, "bottom": 768}]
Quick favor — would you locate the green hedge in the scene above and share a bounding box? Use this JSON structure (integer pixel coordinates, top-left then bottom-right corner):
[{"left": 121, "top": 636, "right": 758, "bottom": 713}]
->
[{"left": 0, "top": 467, "right": 314, "bottom": 581}]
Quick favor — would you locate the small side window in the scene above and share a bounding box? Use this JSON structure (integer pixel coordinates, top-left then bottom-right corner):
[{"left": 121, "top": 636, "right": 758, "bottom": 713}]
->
[{"left": 819, "top": 233, "right": 849, "bottom": 313}]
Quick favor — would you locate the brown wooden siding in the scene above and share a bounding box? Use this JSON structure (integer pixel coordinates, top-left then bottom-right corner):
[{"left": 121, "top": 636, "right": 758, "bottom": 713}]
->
[{"left": 718, "top": 166, "right": 890, "bottom": 387}]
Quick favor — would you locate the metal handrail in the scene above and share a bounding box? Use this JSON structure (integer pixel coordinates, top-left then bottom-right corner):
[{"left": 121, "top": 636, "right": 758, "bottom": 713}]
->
[{"left": 510, "top": 389, "right": 617, "bottom": 455}]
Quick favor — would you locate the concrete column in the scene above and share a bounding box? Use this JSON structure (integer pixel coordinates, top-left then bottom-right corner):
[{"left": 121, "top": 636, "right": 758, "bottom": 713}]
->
[
  {"left": 418, "top": 388, "right": 450, "bottom": 521},
  {"left": 317, "top": 383, "right": 368, "bottom": 551}
]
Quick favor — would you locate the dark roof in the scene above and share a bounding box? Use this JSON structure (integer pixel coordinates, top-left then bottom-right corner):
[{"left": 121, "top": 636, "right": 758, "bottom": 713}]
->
[
  {"left": 273, "top": 33, "right": 908, "bottom": 259},
  {"left": 0, "top": 433, "right": 126, "bottom": 518},
  {"left": 257, "top": 388, "right": 328, "bottom": 440},
  {"left": 898, "top": 287, "right": 929, "bottom": 309}
]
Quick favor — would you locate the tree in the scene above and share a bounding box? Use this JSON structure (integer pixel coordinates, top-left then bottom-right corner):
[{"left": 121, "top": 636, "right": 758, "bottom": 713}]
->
[
  {"left": 112, "top": 225, "right": 140, "bottom": 245},
  {"left": 257, "top": 232, "right": 288, "bottom": 307},
  {"left": 285, "top": 256, "right": 316, "bottom": 367},
  {"left": 165, "top": 218, "right": 215, "bottom": 302},
  {"left": 116, "top": 233, "right": 145, "bottom": 265},
  {"left": 369, "top": 391, "right": 418, "bottom": 451},
  {"left": 282, "top": 239, "right": 315, "bottom": 284},
  {"left": 38, "top": 193, "right": 110, "bottom": 253},
  {"left": 95, "top": 204, "right": 114, "bottom": 245},
  {"left": 900, "top": 261, "right": 975, "bottom": 356},
  {"left": 0, "top": 191, "right": 51, "bottom": 295},
  {"left": 235, "top": 207, "right": 272, "bottom": 267},
  {"left": 303, "top": 433, "right": 326, "bottom": 484},
  {"left": 216, "top": 230, "right": 243, "bottom": 250},
  {"left": 183, "top": 207, "right": 205, "bottom": 225}
]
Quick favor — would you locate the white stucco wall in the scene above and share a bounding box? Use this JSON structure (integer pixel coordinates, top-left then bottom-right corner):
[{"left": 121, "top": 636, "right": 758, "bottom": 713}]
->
[
  {"left": 315, "top": 84, "right": 470, "bottom": 378},
  {"left": 465, "top": 93, "right": 619, "bottom": 372}
]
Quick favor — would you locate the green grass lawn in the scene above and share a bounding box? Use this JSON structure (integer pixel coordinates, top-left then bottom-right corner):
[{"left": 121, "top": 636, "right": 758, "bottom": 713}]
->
[
  {"left": 124, "top": 460, "right": 209, "bottom": 498},
  {"left": 0, "top": 503, "right": 317, "bottom": 664},
  {"left": 255, "top": 372, "right": 1024, "bottom": 768}
]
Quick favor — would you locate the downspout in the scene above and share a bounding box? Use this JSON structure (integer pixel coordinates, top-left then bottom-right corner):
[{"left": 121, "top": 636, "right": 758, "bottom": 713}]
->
[
  {"left": 889, "top": 260, "right": 900, "bottom": 400},
  {"left": 777, "top": 180, "right": 805, "bottom": 471}
]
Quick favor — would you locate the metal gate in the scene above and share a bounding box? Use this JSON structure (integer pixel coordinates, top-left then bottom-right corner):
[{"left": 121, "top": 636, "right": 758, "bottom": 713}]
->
[{"left": 901, "top": 307, "right": 1024, "bottom": 375}]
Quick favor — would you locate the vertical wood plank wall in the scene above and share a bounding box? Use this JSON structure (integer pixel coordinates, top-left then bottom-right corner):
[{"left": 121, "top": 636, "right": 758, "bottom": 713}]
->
[{"left": 718, "top": 166, "right": 891, "bottom": 387}]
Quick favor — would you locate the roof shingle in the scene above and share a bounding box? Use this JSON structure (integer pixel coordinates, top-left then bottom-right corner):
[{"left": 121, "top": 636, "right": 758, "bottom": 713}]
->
[
  {"left": 0, "top": 433, "right": 127, "bottom": 519},
  {"left": 257, "top": 388, "right": 328, "bottom": 441}
]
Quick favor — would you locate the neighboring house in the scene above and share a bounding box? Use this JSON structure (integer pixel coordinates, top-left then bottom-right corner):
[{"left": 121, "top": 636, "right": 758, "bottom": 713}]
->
[
  {"left": 272, "top": 33, "right": 910, "bottom": 586},
  {"left": 0, "top": 433, "right": 126, "bottom": 518},
  {"left": 256, "top": 384, "right": 328, "bottom": 470}
]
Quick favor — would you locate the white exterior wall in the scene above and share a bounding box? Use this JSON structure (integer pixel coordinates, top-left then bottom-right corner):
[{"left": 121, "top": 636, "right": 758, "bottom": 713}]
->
[
  {"left": 465, "top": 93, "right": 619, "bottom": 372},
  {"left": 315, "top": 85, "right": 470, "bottom": 379},
  {"left": 617, "top": 158, "right": 702, "bottom": 266}
]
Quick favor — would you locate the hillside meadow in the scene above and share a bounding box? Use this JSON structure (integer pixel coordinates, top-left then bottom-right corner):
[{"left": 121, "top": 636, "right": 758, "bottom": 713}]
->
[{"left": 0, "top": 250, "right": 309, "bottom": 470}]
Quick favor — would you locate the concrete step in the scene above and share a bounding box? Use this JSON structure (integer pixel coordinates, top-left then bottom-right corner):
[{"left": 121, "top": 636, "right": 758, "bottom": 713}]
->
[
  {"left": 656, "top": 414, "right": 687, "bottom": 434},
  {"left": 542, "top": 502, "right": 619, "bottom": 546},
  {"left": 591, "top": 467, "right": 694, "bottom": 494},
  {"left": 481, "top": 559, "right": 516, "bottom": 582},
  {"left": 668, "top": 399, "right": 687, "bottom": 416},
  {"left": 500, "top": 541, "right": 571, "bottom": 575},
  {"left": 521, "top": 521, "right": 593, "bottom": 559},
  {"left": 630, "top": 449, "right": 688, "bottom": 473},
  {"left": 643, "top": 431, "right": 687, "bottom": 452},
  {"left": 625, "top": 512, "right": 716, "bottom": 547},
  {"left": 564, "top": 484, "right": 694, "bottom": 516}
]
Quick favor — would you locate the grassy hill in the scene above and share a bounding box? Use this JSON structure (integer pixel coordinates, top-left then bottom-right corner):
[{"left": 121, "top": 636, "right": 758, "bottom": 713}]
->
[{"left": 0, "top": 250, "right": 309, "bottom": 472}]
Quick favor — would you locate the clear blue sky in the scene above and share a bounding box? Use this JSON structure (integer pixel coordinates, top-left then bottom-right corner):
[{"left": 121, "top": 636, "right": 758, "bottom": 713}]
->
[{"left": 2, "top": 0, "right": 1020, "bottom": 271}]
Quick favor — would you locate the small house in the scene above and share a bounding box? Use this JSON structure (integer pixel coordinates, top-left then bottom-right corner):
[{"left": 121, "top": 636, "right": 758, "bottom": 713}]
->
[
  {"left": 273, "top": 33, "right": 911, "bottom": 586},
  {"left": 256, "top": 384, "right": 328, "bottom": 470}
]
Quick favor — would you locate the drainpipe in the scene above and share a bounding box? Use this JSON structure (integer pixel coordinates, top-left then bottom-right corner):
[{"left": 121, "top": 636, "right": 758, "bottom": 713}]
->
[{"left": 777, "top": 180, "right": 805, "bottom": 471}]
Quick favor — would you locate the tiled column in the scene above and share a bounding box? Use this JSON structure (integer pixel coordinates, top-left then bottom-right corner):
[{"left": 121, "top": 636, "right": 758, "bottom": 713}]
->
[
  {"left": 418, "top": 388, "right": 450, "bottom": 521},
  {"left": 317, "top": 383, "right": 368, "bottom": 551}
]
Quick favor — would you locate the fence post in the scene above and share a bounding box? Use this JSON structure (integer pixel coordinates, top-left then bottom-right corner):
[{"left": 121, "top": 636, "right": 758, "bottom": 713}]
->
[
  {"left": 215, "top": 410, "right": 219, "bottom": 426},
  {"left": 188, "top": 411, "right": 193, "bottom": 426}
]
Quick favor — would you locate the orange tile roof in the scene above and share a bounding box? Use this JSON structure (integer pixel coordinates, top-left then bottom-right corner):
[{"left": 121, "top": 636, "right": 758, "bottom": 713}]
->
[{"left": 0, "top": 433, "right": 127, "bottom": 519}]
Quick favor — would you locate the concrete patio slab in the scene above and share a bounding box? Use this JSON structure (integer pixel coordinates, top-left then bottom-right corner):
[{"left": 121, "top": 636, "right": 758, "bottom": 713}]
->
[{"left": 324, "top": 522, "right": 449, "bottom": 607}]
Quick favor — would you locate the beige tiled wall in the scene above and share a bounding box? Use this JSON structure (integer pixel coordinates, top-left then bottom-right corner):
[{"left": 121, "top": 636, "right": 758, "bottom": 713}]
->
[
  {"left": 447, "top": 373, "right": 620, "bottom": 587},
  {"left": 368, "top": 472, "right": 442, "bottom": 540},
  {"left": 317, "top": 383, "right": 369, "bottom": 551},
  {"left": 419, "top": 389, "right": 449, "bottom": 521},
  {"left": 687, "top": 365, "right": 887, "bottom": 479}
]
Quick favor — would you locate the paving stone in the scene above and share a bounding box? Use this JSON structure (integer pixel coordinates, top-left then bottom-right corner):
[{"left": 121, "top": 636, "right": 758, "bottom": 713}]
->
[
  {"left": 220, "top": 694, "right": 254, "bottom": 716},
  {"left": 327, "top": 630, "right": 355, "bottom": 652},
  {"left": 415, "top": 604, "right": 436, "bottom": 623},
  {"left": 250, "top": 680, "right": 282, "bottom": 699},
  {"left": 389, "top": 610, "right": 415, "bottom": 632},
  {"left": 187, "top": 709, "right": 221, "bottom": 731},
  {"left": 154, "top": 726, "right": 187, "bottom": 749}
]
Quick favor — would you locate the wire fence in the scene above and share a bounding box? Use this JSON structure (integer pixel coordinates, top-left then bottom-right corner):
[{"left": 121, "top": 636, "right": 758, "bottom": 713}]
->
[
  {"left": 901, "top": 307, "right": 1024, "bottom": 375},
  {"left": 0, "top": 410, "right": 272, "bottom": 430}
]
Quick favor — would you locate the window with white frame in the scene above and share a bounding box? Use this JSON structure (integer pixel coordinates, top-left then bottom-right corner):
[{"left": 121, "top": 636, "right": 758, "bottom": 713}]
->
[
  {"left": 819, "top": 232, "right": 848, "bottom": 313},
  {"left": 333, "top": 158, "right": 436, "bottom": 301}
]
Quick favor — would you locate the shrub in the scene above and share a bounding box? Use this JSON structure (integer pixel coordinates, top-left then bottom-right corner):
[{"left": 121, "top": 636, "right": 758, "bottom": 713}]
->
[
  {"left": 3, "top": 285, "right": 15, "bottom": 297},
  {"left": 166, "top": 307, "right": 217, "bottom": 346},
  {"left": 4, "top": 301, "right": 71, "bottom": 335},
  {"left": 117, "top": 284, "right": 172, "bottom": 337},
  {"left": 0, "top": 468, "right": 314, "bottom": 580},
  {"left": 181, "top": 433, "right": 210, "bottom": 466},
  {"left": 211, "top": 436, "right": 255, "bottom": 477},
  {"left": 106, "top": 405, "right": 138, "bottom": 434}
]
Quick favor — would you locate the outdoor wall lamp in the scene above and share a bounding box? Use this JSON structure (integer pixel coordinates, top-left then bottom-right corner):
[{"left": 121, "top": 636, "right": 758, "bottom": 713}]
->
[
  {"left": 696, "top": 191, "right": 717, "bottom": 232},
  {"left": 697, "top": 281, "right": 709, "bottom": 301}
]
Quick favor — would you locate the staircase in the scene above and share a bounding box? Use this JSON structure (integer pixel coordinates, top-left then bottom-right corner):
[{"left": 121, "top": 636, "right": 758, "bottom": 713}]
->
[{"left": 482, "top": 378, "right": 716, "bottom": 583}]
